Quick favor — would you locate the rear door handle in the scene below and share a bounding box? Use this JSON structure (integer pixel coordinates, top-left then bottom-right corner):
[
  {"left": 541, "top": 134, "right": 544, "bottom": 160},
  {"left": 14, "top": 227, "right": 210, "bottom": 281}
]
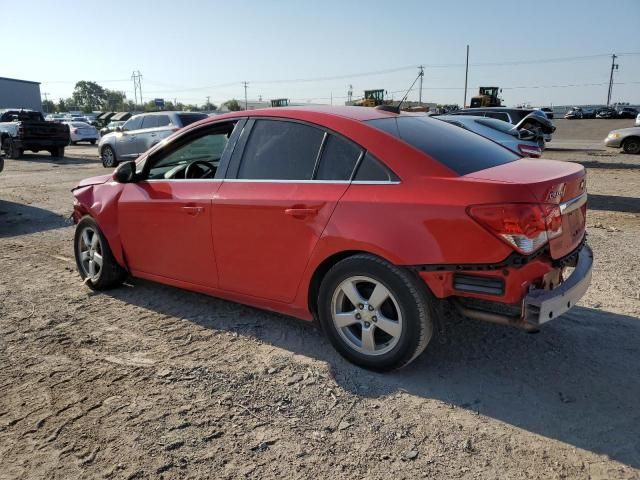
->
[
  {"left": 284, "top": 207, "right": 318, "bottom": 217},
  {"left": 183, "top": 206, "right": 204, "bottom": 216}
]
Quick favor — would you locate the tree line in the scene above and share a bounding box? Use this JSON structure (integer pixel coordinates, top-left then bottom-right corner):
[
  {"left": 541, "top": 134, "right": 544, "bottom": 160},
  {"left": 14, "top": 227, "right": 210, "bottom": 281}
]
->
[{"left": 42, "top": 81, "right": 244, "bottom": 113}]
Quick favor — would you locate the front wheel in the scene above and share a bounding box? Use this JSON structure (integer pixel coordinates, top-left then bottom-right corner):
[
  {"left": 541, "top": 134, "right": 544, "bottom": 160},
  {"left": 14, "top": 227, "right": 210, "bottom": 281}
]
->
[
  {"left": 622, "top": 137, "right": 640, "bottom": 155},
  {"left": 101, "top": 145, "right": 117, "bottom": 168},
  {"left": 318, "top": 254, "right": 434, "bottom": 371},
  {"left": 74, "top": 216, "right": 127, "bottom": 290},
  {"left": 3, "top": 139, "right": 22, "bottom": 159},
  {"left": 50, "top": 146, "right": 64, "bottom": 157}
]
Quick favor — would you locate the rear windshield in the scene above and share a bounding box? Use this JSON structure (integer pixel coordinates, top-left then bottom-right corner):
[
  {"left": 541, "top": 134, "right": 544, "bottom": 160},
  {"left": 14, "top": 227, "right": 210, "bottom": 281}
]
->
[
  {"left": 367, "top": 116, "right": 519, "bottom": 176},
  {"left": 177, "top": 113, "right": 208, "bottom": 127}
]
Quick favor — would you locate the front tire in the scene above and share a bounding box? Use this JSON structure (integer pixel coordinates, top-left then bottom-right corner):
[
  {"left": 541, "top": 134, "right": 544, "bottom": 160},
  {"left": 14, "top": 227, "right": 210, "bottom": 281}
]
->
[
  {"left": 50, "top": 146, "right": 65, "bottom": 157},
  {"left": 74, "top": 216, "right": 127, "bottom": 290},
  {"left": 101, "top": 145, "right": 117, "bottom": 168},
  {"left": 318, "top": 254, "right": 434, "bottom": 371},
  {"left": 3, "top": 139, "right": 22, "bottom": 159},
  {"left": 622, "top": 137, "right": 640, "bottom": 154}
]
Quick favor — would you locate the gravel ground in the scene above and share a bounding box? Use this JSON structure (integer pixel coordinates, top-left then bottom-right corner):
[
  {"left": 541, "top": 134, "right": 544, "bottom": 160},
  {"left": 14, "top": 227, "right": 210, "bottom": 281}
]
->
[{"left": 1, "top": 122, "right": 639, "bottom": 479}]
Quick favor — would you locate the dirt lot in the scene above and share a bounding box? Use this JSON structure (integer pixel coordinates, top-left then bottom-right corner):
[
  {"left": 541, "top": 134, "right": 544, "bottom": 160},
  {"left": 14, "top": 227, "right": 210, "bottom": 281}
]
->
[{"left": 1, "top": 119, "right": 639, "bottom": 479}]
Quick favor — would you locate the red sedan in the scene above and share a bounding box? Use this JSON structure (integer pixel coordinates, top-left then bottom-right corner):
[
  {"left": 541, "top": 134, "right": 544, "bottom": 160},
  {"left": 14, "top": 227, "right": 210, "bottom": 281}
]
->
[{"left": 72, "top": 106, "right": 592, "bottom": 371}]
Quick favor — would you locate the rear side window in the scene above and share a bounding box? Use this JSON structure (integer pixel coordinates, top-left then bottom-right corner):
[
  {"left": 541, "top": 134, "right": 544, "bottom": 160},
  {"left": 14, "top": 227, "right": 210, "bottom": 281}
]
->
[
  {"left": 156, "top": 115, "right": 171, "bottom": 127},
  {"left": 354, "top": 153, "right": 398, "bottom": 182},
  {"left": 141, "top": 116, "right": 159, "bottom": 129},
  {"left": 367, "top": 116, "right": 519, "bottom": 176},
  {"left": 238, "top": 120, "right": 324, "bottom": 180},
  {"left": 177, "top": 113, "right": 208, "bottom": 127},
  {"left": 315, "top": 134, "right": 362, "bottom": 181}
]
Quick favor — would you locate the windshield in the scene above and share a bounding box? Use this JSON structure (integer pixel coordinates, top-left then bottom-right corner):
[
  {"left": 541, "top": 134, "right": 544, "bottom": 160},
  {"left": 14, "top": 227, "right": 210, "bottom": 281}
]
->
[{"left": 367, "top": 116, "right": 519, "bottom": 176}]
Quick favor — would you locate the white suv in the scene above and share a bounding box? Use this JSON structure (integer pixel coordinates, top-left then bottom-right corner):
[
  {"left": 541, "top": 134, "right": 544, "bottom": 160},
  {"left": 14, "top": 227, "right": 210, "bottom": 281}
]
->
[{"left": 98, "top": 111, "right": 208, "bottom": 167}]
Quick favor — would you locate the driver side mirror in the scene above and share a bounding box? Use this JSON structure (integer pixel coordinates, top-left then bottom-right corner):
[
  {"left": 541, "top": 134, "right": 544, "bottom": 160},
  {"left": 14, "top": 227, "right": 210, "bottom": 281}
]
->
[
  {"left": 112, "top": 161, "right": 136, "bottom": 183},
  {"left": 115, "top": 126, "right": 123, "bottom": 133}
]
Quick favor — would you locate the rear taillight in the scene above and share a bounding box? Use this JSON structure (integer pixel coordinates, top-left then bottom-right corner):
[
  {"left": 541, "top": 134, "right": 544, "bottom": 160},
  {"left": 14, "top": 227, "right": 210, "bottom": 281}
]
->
[
  {"left": 468, "top": 203, "right": 563, "bottom": 254},
  {"left": 518, "top": 144, "right": 542, "bottom": 158}
]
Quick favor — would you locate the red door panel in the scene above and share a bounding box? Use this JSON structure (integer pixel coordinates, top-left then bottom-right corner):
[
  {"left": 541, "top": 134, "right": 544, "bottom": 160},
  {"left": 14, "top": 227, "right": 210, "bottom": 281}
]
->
[
  {"left": 118, "top": 181, "right": 221, "bottom": 287},
  {"left": 212, "top": 181, "right": 348, "bottom": 303}
]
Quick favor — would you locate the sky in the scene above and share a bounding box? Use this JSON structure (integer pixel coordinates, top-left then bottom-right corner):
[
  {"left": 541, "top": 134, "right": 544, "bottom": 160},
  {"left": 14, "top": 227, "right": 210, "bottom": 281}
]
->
[{"left": 4, "top": 0, "right": 640, "bottom": 108}]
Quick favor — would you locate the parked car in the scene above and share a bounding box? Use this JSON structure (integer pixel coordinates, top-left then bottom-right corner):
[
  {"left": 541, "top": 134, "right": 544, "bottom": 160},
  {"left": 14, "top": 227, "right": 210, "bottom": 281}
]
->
[
  {"left": 435, "top": 115, "right": 542, "bottom": 157},
  {"left": 447, "top": 107, "right": 555, "bottom": 144},
  {"left": 564, "top": 107, "right": 583, "bottom": 119},
  {"left": 582, "top": 108, "right": 597, "bottom": 119},
  {"left": 100, "top": 121, "right": 125, "bottom": 137},
  {"left": 72, "top": 106, "right": 592, "bottom": 371},
  {"left": 636, "top": 113, "right": 640, "bottom": 127},
  {"left": 596, "top": 107, "right": 618, "bottom": 119},
  {"left": 616, "top": 107, "right": 639, "bottom": 119},
  {"left": 98, "top": 111, "right": 208, "bottom": 167},
  {"left": 64, "top": 121, "right": 99, "bottom": 144},
  {"left": 604, "top": 126, "right": 640, "bottom": 154},
  {"left": 539, "top": 107, "right": 554, "bottom": 119},
  {"left": 0, "top": 109, "right": 70, "bottom": 158}
]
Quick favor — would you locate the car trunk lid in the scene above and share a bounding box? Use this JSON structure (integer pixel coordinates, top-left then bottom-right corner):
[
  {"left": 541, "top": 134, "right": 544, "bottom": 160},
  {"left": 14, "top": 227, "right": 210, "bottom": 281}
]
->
[{"left": 466, "top": 159, "right": 587, "bottom": 259}]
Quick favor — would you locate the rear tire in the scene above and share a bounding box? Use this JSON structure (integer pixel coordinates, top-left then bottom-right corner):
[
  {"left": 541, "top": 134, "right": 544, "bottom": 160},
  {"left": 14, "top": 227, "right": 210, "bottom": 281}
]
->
[
  {"left": 90, "top": 140, "right": 96, "bottom": 145},
  {"left": 622, "top": 137, "right": 640, "bottom": 155},
  {"left": 74, "top": 216, "right": 127, "bottom": 290},
  {"left": 101, "top": 145, "right": 117, "bottom": 168},
  {"left": 318, "top": 254, "right": 434, "bottom": 371},
  {"left": 50, "top": 147, "right": 65, "bottom": 157}
]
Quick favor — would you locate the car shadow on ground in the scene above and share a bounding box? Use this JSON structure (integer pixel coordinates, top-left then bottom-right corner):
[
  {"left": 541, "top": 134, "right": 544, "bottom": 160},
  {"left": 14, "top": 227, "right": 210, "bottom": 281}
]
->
[
  {"left": 0, "top": 199, "right": 69, "bottom": 238},
  {"left": 588, "top": 193, "right": 640, "bottom": 214},
  {"left": 104, "top": 279, "right": 640, "bottom": 468},
  {"left": 14, "top": 154, "right": 97, "bottom": 165},
  {"left": 575, "top": 159, "right": 640, "bottom": 170}
]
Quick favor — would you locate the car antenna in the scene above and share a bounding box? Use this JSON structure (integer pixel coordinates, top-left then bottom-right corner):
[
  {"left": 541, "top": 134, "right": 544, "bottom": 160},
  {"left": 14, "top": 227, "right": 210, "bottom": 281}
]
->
[{"left": 376, "top": 69, "right": 424, "bottom": 114}]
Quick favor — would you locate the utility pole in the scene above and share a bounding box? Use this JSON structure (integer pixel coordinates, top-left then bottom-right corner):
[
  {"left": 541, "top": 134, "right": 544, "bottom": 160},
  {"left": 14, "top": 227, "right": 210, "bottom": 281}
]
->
[
  {"left": 242, "top": 81, "right": 249, "bottom": 110},
  {"left": 347, "top": 84, "right": 353, "bottom": 105},
  {"left": 418, "top": 65, "right": 424, "bottom": 104},
  {"left": 131, "top": 71, "right": 143, "bottom": 110},
  {"left": 206, "top": 96, "right": 210, "bottom": 109},
  {"left": 42, "top": 92, "right": 50, "bottom": 112},
  {"left": 463, "top": 45, "right": 469, "bottom": 107},
  {"left": 607, "top": 54, "right": 619, "bottom": 106}
]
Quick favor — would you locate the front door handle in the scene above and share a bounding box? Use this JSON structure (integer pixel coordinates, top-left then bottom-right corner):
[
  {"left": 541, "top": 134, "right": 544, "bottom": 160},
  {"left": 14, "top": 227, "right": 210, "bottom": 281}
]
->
[
  {"left": 284, "top": 207, "right": 318, "bottom": 217},
  {"left": 183, "top": 206, "right": 204, "bottom": 216}
]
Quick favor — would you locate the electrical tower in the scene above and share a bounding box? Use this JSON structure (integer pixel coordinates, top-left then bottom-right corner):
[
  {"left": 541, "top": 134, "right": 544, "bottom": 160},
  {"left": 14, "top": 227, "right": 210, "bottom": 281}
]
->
[
  {"left": 418, "top": 65, "right": 424, "bottom": 104},
  {"left": 242, "top": 81, "right": 249, "bottom": 110},
  {"left": 131, "top": 70, "right": 143, "bottom": 109},
  {"left": 347, "top": 84, "right": 353, "bottom": 104},
  {"left": 606, "top": 54, "right": 619, "bottom": 106}
]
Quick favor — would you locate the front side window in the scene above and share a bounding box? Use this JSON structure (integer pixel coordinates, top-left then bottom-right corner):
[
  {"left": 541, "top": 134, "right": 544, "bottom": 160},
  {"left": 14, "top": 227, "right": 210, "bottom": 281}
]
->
[
  {"left": 140, "top": 116, "right": 159, "bottom": 129},
  {"left": 147, "top": 123, "right": 236, "bottom": 180},
  {"left": 122, "top": 116, "right": 143, "bottom": 132},
  {"left": 237, "top": 120, "right": 324, "bottom": 180}
]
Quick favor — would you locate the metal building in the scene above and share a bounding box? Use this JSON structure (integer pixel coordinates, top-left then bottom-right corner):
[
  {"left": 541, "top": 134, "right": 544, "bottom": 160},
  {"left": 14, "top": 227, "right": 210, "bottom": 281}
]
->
[{"left": 0, "top": 77, "right": 42, "bottom": 111}]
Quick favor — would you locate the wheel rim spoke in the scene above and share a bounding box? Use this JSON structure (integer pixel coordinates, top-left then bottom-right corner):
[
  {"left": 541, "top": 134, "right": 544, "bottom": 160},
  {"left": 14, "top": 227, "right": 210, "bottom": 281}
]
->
[
  {"left": 361, "top": 327, "right": 376, "bottom": 352},
  {"left": 93, "top": 252, "right": 103, "bottom": 268},
  {"left": 88, "top": 260, "right": 96, "bottom": 277},
  {"left": 339, "top": 279, "right": 365, "bottom": 308},
  {"left": 334, "top": 311, "right": 359, "bottom": 329},
  {"left": 367, "top": 283, "right": 390, "bottom": 309},
  {"left": 82, "top": 230, "right": 91, "bottom": 248},
  {"left": 375, "top": 314, "right": 401, "bottom": 338},
  {"left": 90, "top": 232, "right": 99, "bottom": 249},
  {"left": 80, "top": 250, "right": 90, "bottom": 261}
]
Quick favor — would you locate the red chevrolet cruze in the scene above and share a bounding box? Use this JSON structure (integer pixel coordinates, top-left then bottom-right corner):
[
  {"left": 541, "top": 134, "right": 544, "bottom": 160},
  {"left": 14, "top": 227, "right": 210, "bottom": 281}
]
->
[{"left": 72, "top": 106, "right": 592, "bottom": 370}]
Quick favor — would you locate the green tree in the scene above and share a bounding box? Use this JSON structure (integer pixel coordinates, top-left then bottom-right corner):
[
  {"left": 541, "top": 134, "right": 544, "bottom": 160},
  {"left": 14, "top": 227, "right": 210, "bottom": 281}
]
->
[
  {"left": 223, "top": 99, "right": 242, "bottom": 111},
  {"left": 42, "top": 99, "right": 56, "bottom": 113},
  {"left": 203, "top": 102, "right": 217, "bottom": 111},
  {"left": 57, "top": 98, "right": 67, "bottom": 112},
  {"left": 72, "top": 81, "right": 107, "bottom": 112},
  {"left": 104, "top": 89, "right": 126, "bottom": 111}
]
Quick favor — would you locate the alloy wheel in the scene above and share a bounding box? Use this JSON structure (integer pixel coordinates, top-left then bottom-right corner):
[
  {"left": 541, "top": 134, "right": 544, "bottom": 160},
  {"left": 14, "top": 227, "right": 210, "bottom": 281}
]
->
[
  {"left": 78, "top": 226, "right": 103, "bottom": 281},
  {"left": 331, "top": 275, "right": 403, "bottom": 356},
  {"left": 102, "top": 147, "right": 115, "bottom": 167}
]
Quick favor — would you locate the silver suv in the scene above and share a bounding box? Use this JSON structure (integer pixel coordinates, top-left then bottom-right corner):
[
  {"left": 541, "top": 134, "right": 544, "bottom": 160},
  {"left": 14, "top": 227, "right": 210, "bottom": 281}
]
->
[{"left": 98, "top": 111, "right": 208, "bottom": 167}]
